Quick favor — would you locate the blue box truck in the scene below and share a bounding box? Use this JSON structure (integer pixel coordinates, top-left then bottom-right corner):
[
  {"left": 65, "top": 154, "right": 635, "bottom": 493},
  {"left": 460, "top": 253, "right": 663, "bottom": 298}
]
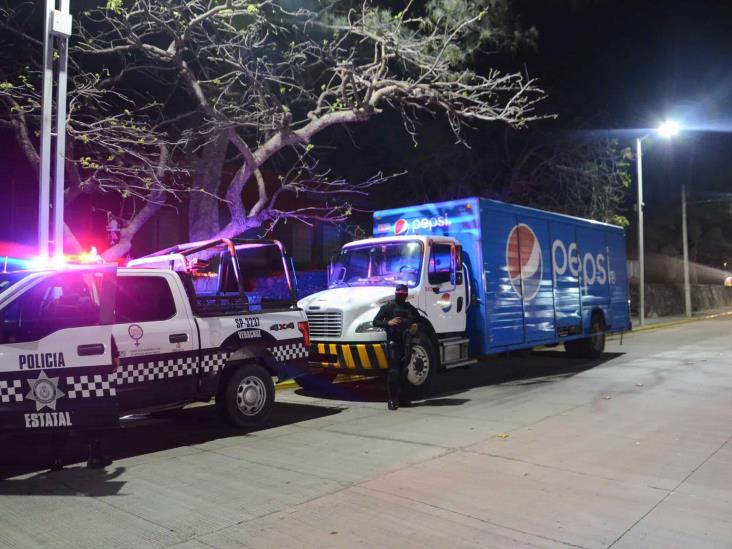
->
[{"left": 297, "top": 197, "right": 631, "bottom": 395}]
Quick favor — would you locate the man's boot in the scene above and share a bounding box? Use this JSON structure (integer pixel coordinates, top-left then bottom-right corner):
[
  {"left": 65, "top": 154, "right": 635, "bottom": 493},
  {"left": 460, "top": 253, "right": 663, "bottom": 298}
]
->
[{"left": 387, "top": 370, "right": 400, "bottom": 411}]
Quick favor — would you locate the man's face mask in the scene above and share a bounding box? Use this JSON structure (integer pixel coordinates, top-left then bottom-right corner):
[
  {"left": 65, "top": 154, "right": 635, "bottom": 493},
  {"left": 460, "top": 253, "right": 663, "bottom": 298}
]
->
[{"left": 395, "top": 289, "right": 408, "bottom": 304}]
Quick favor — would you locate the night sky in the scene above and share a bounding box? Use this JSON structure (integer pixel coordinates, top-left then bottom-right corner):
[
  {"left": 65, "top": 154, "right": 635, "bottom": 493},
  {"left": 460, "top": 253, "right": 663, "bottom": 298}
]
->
[
  {"left": 519, "top": 0, "right": 732, "bottom": 194},
  {"left": 1, "top": 0, "right": 731, "bottom": 265}
]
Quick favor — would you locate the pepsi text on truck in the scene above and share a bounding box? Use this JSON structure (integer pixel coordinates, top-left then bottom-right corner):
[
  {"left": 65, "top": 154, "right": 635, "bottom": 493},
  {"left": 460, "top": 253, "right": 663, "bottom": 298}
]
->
[{"left": 297, "top": 198, "right": 631, "bottom": 396}]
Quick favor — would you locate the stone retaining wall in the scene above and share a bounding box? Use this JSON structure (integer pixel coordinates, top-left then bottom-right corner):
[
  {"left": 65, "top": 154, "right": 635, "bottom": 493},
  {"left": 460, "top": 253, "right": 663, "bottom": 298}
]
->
[{"left": 629, "top": 284, "right": 732, "bottom": 317}]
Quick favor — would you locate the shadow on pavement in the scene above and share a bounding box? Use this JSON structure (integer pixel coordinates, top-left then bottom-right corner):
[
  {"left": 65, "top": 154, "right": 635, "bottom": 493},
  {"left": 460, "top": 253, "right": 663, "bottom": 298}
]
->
[
  {"left": 296, "top": 350, "right": 625, "bottom": 404},
  {"left": 0, "top": 466, "right": 127, "bottom": 497},
  {"left": 411, "top": 398, "right": 471, "bottom": 407},
  {"left": 0, "top": 400, "right": 341, "bottom": 481}
]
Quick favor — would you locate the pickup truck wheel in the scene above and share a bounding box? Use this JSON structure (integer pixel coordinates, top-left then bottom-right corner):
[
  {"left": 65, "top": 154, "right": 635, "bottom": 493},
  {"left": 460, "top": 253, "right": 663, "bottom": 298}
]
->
[
  {"left": 402, "top": 337, "right": 437, "bottom": 400},
  {"left": 217, "top": 363, "right": 275, "bottom": 428},
  {"left": 294, "top": 371, "right": 337, "bottom": 393}
]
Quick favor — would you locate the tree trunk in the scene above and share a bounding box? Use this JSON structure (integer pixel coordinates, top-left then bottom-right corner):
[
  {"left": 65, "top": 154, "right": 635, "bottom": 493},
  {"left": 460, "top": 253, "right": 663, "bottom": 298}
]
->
[
  {"left": 101, "top": 191, "right": 165, "bottom": 261},
  {"left": 189, "top": 132, "right": 228, "bottom": 241}
]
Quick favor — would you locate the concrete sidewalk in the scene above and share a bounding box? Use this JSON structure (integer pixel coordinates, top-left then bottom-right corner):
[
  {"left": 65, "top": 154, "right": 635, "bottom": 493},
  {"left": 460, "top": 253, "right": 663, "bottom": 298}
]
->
[{"left": 2, "top": 315, "right": 732, "bottom": 548}]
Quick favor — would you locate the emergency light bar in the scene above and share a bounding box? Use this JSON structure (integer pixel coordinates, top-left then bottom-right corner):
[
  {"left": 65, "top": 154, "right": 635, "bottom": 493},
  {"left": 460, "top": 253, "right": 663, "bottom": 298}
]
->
[{"left": 2, "top": 247, "right": 103, "bottom": 271}]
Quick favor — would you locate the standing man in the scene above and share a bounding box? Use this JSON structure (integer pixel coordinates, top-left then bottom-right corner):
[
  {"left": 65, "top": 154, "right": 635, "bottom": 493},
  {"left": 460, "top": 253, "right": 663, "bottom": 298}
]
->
[{"left": 373, "top": 284, "right": 421, "bottom": 410}]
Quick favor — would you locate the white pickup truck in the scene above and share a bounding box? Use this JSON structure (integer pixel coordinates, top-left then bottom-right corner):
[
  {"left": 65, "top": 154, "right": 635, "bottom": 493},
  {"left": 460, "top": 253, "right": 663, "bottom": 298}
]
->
[{"left": 0, "top": 239, "right": 309, "bottom": 433}]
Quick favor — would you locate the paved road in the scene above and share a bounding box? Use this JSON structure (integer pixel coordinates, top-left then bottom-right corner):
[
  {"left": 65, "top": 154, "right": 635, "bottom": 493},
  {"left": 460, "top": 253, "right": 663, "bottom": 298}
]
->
[{"left": 1, "top": 317, "right": 731, "bottom": 548}]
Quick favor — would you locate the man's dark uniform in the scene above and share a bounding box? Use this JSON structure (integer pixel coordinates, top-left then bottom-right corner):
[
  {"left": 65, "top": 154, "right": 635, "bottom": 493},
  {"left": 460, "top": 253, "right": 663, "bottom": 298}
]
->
[{"left": 373, "top": 285, "right": 421, "bottom": 409}]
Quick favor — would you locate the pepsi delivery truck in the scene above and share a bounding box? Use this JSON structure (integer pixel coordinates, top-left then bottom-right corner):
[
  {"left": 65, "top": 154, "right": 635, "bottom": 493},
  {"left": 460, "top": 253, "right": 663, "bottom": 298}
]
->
[{"left": 297, "top": 197, "right": 631, "bottom": 396}]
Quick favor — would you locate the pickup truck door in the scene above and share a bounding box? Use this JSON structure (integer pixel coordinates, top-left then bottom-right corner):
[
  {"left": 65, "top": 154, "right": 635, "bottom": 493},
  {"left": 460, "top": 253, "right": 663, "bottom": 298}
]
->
[
  {"left": 0, "top": 267, "right": 119, "bottom": 431},
  {"left": 112, "top": 272, "right": 199, "bottom": 412}
]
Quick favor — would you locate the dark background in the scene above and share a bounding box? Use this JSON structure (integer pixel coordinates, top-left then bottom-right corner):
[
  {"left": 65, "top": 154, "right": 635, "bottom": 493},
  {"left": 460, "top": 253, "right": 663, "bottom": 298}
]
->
[{"left": 2, "top": 0, "right": 731, "bottom": 270}]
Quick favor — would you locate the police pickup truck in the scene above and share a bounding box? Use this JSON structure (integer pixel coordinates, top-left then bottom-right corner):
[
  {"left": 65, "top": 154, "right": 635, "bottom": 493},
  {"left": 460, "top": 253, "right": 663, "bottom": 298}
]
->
[{"left": 0, "top": 239, "right": 309, "bottom": 433}]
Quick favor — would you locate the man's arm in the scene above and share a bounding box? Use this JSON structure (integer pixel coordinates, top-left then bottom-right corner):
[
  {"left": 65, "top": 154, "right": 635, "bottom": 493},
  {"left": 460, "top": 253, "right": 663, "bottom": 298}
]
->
[{"left": 372, "top": 304, "right": 391, "bottom": 328}]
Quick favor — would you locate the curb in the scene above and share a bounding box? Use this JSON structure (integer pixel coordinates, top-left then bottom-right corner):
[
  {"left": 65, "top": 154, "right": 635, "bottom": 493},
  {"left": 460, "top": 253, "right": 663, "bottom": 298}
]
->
[
  {"left": 276, "top": 373, "right": 373, "bottom": 392},
  {"left": 628, "top": 309, "right": 732, "bottom": 334}
]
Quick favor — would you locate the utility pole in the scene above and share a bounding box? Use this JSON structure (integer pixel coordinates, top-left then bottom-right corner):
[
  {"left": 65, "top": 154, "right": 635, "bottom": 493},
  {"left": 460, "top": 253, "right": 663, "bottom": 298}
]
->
[
  {"left": 636, "top": 137, "right": 645, "bottom": 326},
  {"left": 681, "top": 183, "right": 692, "bottom": 318},
  {"left": 38, "top": 0, "right": 72, "bottom": 260}
]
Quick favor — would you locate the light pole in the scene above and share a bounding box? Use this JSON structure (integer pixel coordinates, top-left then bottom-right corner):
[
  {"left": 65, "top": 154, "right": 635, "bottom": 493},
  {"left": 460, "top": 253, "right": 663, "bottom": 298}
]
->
[
  {"left": 38, "top": 1, "right": 72, "bottom": 260},
  {"left": 681, "top": 183, "right": 691, "bottom": 318},
  {"left": 636, "top": 136, "right": 646, "bottom": 326},
  {"left": 635, "top": 120, "right": 680, "bottom": 326}
]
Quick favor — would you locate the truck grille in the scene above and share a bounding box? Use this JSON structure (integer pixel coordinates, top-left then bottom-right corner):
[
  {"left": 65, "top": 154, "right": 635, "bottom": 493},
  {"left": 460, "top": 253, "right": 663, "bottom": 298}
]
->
[{"left": 306, "top": 311, "right": 343, "bottom": 338}]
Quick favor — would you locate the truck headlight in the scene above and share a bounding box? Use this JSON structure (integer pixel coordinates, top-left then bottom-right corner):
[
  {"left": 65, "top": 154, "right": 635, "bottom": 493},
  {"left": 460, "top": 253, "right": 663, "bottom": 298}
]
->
[{"left": 355, "top": 321, "right": 384, "bottom": 333}]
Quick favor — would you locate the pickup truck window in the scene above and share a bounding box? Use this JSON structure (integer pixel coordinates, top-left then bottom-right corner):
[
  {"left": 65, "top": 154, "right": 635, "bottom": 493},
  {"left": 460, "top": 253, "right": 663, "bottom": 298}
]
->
[
  {"left": 1, "top": 272, "right": 102, "bottom": 344},
  {"left": 115, "top": 276, "right": 176, "bottom": 323},
  {"left": 187, "top": 244, "right": 293, "bottom": 310}
]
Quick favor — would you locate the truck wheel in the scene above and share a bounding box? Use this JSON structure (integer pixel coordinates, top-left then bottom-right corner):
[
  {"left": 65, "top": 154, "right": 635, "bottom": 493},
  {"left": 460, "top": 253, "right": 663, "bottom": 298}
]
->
[
  {"left": 564, "top": 313, "right": 606, "bottom": 359},
  {"left": 294, "top": 371, "right": 337, "bottom": 393},
  {"left": 582, "top": 313, "right": 606, "bottom": 358},
  {"left": 217, "top": 363, "right": 275, "bottom": 428},
  {"left": 402, "top": 337, "right": 438, "bottom": 400}
]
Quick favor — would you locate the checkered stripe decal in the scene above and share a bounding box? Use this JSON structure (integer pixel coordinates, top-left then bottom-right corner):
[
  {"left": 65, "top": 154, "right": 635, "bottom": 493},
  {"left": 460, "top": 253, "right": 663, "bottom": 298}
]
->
[
  {"left": 0, "top": 379, "right": 23, "bottom": 403},
  {"left": 270, "top": 343, "right": 308, "bottom": 363},
  {"left": 66, "top": 374, "right": 117, "bottom": 399},
  {"left": 118, "top": 356, "right": 196, "bottom": 385},
  {"left": 200, "top": 352, "right": 230, "bottom": 374},
  {"left": 117, "top": 351, "right": 231, "bottom": 385}
]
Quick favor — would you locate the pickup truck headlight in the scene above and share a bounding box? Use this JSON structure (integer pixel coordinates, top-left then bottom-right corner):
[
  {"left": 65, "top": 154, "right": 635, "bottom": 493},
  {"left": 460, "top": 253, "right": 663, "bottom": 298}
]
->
[{"left": 355, "top": 321, "right": 384, "bottom": 333}]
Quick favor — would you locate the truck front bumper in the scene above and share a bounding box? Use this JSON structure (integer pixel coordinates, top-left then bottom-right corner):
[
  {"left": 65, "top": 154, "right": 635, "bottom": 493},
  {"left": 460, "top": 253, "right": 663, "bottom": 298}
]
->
[{"left": 309, "top": 342, "right": 389, "bottom": 371}]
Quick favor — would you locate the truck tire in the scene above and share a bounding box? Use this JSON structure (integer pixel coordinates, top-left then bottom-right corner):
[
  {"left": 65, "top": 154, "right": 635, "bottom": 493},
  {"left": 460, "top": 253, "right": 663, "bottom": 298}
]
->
[
  {"left": 402, "top": 336, "right": 438, "bottom": 400},
  {"left": 294, "top": 371, "right": 337, "bottom": 393},
  {"left": 217, "top": 363, "right": 275, "bottom": 428},
  {"left": 564, "top": 313, "right": 606, "bottom": 359}
]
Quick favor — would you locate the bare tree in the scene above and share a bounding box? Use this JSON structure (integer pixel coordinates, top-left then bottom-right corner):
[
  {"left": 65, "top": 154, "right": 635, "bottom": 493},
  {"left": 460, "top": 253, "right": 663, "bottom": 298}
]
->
[
  {"left": 0, "top": 2, "right": 189, "bottom": 258},
  {"left": 356, "top": 122, "right": 631, "bottom": 227},
  {"left": 76, "top": 0, "right": 547, "bottom": 246},
  {"left": 507, "top": 136, "right": 632, "bottom": 226}
]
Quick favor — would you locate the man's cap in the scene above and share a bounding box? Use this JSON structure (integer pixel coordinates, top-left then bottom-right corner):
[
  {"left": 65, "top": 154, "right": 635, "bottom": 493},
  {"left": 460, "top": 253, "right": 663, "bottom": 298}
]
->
[{"left": 395, "top": 284, "right": 409, "bottom": 293}]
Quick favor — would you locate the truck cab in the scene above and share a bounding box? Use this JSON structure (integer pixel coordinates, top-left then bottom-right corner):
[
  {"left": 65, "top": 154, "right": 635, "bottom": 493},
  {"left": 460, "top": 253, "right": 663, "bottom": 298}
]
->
[{"left": 298, "top": 235, "right": 474, "bottom": 395}]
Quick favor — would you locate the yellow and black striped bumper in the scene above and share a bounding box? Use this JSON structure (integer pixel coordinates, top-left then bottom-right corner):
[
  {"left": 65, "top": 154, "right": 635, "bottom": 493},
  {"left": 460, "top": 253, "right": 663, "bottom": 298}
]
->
[{"left": 310, "top": 342, "right": 389, "bottom": 371}]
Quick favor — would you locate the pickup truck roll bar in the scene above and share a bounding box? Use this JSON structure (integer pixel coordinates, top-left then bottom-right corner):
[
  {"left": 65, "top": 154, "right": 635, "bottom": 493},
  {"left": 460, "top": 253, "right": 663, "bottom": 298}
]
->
[{"left": 127, "top": 238, "right": 297, "bottom": 309}]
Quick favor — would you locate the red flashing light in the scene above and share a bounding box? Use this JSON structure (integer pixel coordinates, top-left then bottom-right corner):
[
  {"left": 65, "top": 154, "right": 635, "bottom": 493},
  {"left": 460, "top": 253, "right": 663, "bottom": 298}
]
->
[{"left": 297, "top": 321, "right": 310, "bottom": 348}]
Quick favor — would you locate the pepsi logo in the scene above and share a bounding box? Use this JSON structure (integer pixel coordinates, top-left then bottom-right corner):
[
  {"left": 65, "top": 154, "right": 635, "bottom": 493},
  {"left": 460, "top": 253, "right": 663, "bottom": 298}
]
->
[
  {"left": 394, "top": 219, "right": 410, "bottom": 235},
  {"left": 392, "top": 213, "right": 450, "bottom": 235},
  {"left": 506, "top": 224, "right": 543, "bottom": 301},
  {"left": 438, "top": 293, "right": 452, "bottom": 313}
]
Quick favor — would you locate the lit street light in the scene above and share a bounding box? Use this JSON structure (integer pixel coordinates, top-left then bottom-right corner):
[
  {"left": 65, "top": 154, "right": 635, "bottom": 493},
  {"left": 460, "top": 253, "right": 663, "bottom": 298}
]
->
[
  {"left": 635, "top": 120, "right": 681, "bottom": 326},
  {"left": 658, "top": 120, "right": 681, "bottom": 138}
]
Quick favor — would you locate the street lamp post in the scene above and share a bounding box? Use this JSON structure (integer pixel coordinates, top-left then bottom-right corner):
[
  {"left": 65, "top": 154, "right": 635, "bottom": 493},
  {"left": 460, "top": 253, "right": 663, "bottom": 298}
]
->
[
  {"left": 636, "top": 136, "right": 646, "bottom": 326},
  {"left": 38, "top": 1, "right": 72, "bottom": 260},
  {"left": 635, "top": 120, "right": 680, "bottom": 327},
  {"left": 681, "top": 184, "right": 692, "bottom": 318}
]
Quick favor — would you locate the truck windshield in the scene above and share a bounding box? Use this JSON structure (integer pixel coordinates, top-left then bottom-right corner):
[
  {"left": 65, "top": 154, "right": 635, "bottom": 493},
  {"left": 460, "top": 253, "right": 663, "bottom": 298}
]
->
[
  {"left": 0, "top": 272, "right": 32, "bottom": 296},
  {"left": 331, "top": 241, "right": 423, "bottom": 288}
]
